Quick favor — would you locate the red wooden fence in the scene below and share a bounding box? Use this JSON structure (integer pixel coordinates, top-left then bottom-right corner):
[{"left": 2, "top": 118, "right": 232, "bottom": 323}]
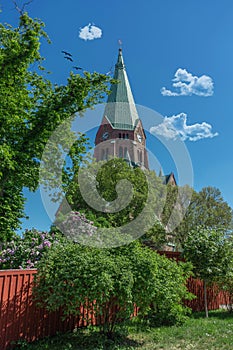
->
[
  {"left": 158, "top": 251, "right": 230, "bottom": 311},
  {"left": 0, "top": 269, "right": 102, "bottom": 350},
  {"left": 0, "top": 253, "right": 230, "bottom": 349},
  {"left": 185, "top": 277, "right": 230, "bottom": 311}
]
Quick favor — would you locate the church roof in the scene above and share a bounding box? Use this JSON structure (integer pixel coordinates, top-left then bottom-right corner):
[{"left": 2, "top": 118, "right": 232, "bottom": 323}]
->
[
  {"left": 103, "top": 49, "right": 139, "bottom": 130},
  {"left": 159, "top": 172, "right": 177, "bottom": 186}
]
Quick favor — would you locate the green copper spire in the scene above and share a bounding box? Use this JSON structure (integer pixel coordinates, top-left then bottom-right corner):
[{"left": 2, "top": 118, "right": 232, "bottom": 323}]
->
[{"left": 103, "top": 49, "right": 139, "bottom": 130}]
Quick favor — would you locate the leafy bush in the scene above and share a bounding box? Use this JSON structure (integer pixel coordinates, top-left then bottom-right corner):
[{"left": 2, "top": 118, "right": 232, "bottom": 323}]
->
[
  {"left": 147, "top": 255, "right": 194, "bottom": 325},
  {"left": 34, "top": 241, "right": 134, "bottom": 337},
  {"left": 33, "top": 240, "right": 193, "bottom": 337}
]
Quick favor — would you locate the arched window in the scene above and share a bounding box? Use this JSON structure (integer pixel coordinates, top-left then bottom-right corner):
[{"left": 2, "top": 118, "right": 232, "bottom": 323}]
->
[
  {"left": 126, "top": 133, "right": 129, "bottom": 139},
  {"left": 119, "top": 133, "right": 121, "bottom": 138},
  {"left": 119, "top": 146, "right": 123, "bottom": 158},
  {"left": 140, "top": 150, "right": 142, "bottom": 163},
  {"left": 123, "top": 133, "right": 125, "bottom": 139},
  {"left": 124, "top": 147, "right": 128, "bottom": 158}
]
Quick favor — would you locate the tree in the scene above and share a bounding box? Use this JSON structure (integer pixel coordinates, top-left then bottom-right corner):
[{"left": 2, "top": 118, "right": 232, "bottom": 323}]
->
[
  {"left": 57, "top": 158, "right": 168, "bottom": 248},
  {"left": 159, "top": 183, "right": 193, "bottom": 249},
  {"left": 62, "top": 158, "right": 148, "bottom": 223},
  {"left": 175, "top": 187, "right": 233, "bottom": 247},
  {"left": 214, "top": 233, "right": 233, "bottom": 312},
  {"left": 182, "top": 227, "right": 230, "bottom": 318},
  {"left": 58, "top": 156, "right": 199, "bottom": 248},
  {"left": 0, "top": 13, "right": 111, "bottom": 241}
]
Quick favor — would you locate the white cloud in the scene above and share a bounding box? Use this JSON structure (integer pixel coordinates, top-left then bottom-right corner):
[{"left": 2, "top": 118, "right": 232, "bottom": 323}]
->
[
  {"left": 161, "top": 68, "right": 214, "bottom": 97},
  {"left": 79, "top": 23, "right": 102, "bottom": 41},
  {"left": 150, "top": 113, "right": 218, "bottom": 142}
]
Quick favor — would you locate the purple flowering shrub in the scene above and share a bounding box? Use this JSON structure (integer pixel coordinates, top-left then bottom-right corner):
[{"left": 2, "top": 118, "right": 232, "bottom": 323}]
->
[
  {"left": 56, "top": 211, "right": 98, "bottom": 244},
  {"left": 0, "top": 211, "right": 99, "bottom": 269},
  {"left": 0, "top": 229, "right": 64, "bottom": 269}
]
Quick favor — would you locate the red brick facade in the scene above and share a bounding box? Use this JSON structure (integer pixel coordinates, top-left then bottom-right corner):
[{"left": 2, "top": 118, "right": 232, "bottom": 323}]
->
[{"left": 94, "top": 117, "right": 149, "bottom": 169}]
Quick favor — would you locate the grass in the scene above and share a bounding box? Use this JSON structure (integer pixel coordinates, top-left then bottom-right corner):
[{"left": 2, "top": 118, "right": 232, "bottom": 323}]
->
[{"left": 17, "top": 310, "right": 233, "bottom": 350}]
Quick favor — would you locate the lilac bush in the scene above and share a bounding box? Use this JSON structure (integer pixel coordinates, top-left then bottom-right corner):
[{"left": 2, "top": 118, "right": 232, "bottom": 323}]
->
[
  {"left": 56, "top": 211, "right": 98, "bottom": 244},
  {"left": 0, "top": 229, "right": 64, "bottom": 269},
  {"left": 0, "top": 211, "right": 98, "bottom": 269}
]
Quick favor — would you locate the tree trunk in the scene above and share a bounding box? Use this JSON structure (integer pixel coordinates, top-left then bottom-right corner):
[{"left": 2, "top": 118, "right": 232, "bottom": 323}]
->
[{"left": 204, "top": 279, "right": 208, "bottom": 318}]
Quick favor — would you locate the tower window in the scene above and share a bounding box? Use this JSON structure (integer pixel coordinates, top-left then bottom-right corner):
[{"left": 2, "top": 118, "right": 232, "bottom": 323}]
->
[
  {"left": 119, "top": 133, "right": 121, "bottom": 138},
  {"left": 124, "top": 147, "right": 128, "bottom": 158},
  {"left": 119, "top": 146, "right": 123, "bottom": 158},
  {"left": 140, "top": 150, "right": 142, "bottom": 162}
]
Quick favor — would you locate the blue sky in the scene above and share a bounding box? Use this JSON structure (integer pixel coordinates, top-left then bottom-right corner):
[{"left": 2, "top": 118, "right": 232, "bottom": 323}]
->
[{"left": 1, "top": 0, "right": 233, "bottom": 232}]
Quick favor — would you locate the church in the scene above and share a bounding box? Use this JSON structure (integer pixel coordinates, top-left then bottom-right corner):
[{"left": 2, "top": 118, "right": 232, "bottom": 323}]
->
[
  {"left": 94, "top": 48, "right": 176, "bottom": 185},
  {"left": 94, "top": 48, "right": 149, "bottom": 169},
  {"left": 56, "top": 48, "right": 176, "bottom": 251}
]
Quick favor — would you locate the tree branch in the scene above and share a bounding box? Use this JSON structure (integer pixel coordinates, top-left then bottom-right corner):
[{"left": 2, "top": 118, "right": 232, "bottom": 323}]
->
[{"left": 12, "top": 0, "right": 33, "bottom": 15}]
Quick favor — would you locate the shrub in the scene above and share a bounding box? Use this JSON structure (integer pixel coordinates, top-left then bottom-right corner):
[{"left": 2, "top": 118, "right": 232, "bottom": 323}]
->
[
  {"left": 33, "top": 240, "right": 193, "bottom": 337},
  {"left": 55, "top": 211, "right": 97, "bottom": 243},
  {"left": 34, "top": 241, "right": 134, "bottom": 337},
  {"left": 148, "top": 255, "right": 194, "bottom": 325},
  {"left": 112, "top": 245, "right": 194, "bottom": 326}
]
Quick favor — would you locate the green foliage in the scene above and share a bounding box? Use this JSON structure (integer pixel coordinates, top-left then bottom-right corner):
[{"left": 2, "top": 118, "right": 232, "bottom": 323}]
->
[
  {"left": 182, "top": 227, "right": 229, "bottom": 281},
  {"left": 0, "top": 13, "right": 111, "bottom": 241},
  {"left": 34, "top": 241, "right": 193, "bottom": 336},
  {"left": 34, "top": 242, "right": 135, "bottom": 336},
  {"left": 59, "top": 158, "right": 167, "bottom": 248},
  {"left": 144, "top": 256, "right": 194, "bottom": 326},
  {"left": 140, "top": 220, "right": 167, "bottom": 250},
  {"left": 217, "top": 273, "right": 233, "bottom": 313},
  {"left": 160, "top": 184, "right": 178, "bottom": 227},
  {"left": 64, "top": 159, "right": 149, "bottom": 224},
  {"left": 214, "top": 235, "right": 233, "bottom": 312},
  {"left": 176, "top": 187, "right": 233, "bottom": 247},
  {"left": 182, "top": 227, "right": 231, "bottom": 317}
]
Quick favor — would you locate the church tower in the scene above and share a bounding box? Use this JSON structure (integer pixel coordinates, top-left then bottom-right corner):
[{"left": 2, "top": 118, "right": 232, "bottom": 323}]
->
[{"left": 94, "top": 49, "right": 149, "bottom": 169}]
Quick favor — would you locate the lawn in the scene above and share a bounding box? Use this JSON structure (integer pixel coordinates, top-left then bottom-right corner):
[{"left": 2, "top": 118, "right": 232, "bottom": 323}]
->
[{"left": 19, "top": 310, "right": 233, "bottom": 350}]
